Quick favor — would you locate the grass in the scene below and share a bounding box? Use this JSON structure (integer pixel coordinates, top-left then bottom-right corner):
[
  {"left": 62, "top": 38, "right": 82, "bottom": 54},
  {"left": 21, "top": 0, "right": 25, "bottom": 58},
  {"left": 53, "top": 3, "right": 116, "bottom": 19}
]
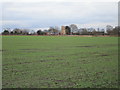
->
[{"left": 2, "top": 36, "right": 118, "bottom": 88}]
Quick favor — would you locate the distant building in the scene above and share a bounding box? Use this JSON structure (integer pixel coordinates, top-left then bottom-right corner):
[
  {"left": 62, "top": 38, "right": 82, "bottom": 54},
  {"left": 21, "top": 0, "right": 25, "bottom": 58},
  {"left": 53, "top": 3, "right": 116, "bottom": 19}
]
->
[
  {"left": 28, "top": 30, "right": 36, "bottom": 35},
  {"left": 12, "top": 28, "right": 22, "bottom": 34},
  {"left": 78, "top": 28, "right": 86, "bottom": 34},
  {"left": 61, "top": 26, "right": 66, "bottom": 35},
  {"left": 87, "top": 28, "right": 95, "bottom": 32}
]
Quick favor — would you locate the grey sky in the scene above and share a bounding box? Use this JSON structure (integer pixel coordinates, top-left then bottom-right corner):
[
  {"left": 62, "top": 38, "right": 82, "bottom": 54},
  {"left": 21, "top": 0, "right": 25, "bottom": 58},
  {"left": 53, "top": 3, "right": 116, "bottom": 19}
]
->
[{"left": 1, "top": 1, "right": 118, "bottom": 32}]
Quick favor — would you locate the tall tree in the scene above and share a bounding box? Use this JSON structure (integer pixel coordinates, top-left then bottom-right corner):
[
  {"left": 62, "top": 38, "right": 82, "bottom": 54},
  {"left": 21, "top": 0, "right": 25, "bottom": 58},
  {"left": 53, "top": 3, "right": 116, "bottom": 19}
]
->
[
  {"left": 65, "top": 26, "right": 71, "bottom": 35},
  {"left": 2, "top": 30, "right": 9, "bottom": 35},
  {"left": 37, "top": 30, "right": 42, "bottom": 35}
]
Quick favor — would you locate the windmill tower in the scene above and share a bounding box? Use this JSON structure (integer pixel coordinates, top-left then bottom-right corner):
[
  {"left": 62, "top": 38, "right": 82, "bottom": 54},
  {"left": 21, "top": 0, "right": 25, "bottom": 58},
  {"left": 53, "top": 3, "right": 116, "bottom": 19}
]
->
[{"left": 61, "top": 26, "right": 66, "bottom": 35}]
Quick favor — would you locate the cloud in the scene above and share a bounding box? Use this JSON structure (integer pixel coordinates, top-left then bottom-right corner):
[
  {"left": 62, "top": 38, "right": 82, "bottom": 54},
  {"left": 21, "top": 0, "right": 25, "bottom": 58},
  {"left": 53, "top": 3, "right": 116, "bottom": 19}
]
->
[
  {"left": 1, "top": 0, "right": 119, "bottom": 3},
  {"left": 76, "top": 22, "right": 117, "bottom": 29},
  {"left": 2, "top": 20, "right": 31, "bottom": 29},
  {"left": 1, "top": 1, "right": 118, "bottom": 32}
]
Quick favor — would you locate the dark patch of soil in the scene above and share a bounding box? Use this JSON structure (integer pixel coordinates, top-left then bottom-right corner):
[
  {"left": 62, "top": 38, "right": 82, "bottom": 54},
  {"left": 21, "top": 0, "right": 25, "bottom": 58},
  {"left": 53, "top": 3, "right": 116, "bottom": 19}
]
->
[
  {"left": 76, "top": 46, "right": 95, "bottom": 48},
  {"left": 20, "top": 49, "right": 41, "bottom": 51},
  {"left": 46, "top": 56, "right": 56, "bottom": 57},
  {"left": 55, "top": 59, "right": 63, "bottom": 61},
  {"left": 52, "top": 78, "right": 76, "bottom": 88},
  {"left": 19, "top": 48, "right": 50, "bottom": 53},
  {"left": 18, "top": 62, "right": 32, "bottom": 64},
  {"left": 0, "top": 49, "right": 7, "bottom": 52}
]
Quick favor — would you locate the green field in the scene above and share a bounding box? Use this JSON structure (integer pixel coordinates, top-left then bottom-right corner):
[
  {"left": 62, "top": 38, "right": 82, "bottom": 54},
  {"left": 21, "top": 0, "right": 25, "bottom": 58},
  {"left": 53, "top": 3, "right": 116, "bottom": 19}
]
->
[{"left": 2, "top": 36, "right": 118, "bottom": 88}]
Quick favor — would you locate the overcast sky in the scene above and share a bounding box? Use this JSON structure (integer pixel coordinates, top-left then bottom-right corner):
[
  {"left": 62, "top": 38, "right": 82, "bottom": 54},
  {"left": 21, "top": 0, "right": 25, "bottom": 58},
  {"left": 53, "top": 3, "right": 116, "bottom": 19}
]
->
[{"left": 1, "top": 0, "right": 118, "bottom": 32}]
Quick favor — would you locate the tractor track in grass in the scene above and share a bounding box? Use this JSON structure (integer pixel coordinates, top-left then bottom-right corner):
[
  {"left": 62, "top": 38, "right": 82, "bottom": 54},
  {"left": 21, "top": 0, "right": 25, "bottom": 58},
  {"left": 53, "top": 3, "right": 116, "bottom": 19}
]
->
[{"left": 2, "top": 58, "right": 64, "bottom": 66}]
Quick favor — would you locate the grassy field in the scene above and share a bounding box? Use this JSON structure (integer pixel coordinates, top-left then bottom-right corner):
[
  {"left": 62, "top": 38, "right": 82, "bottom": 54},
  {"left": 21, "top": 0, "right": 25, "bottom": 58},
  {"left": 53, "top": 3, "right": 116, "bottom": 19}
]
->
[{"left": 2, "top": 36, "right": 118, "bottom": 88}]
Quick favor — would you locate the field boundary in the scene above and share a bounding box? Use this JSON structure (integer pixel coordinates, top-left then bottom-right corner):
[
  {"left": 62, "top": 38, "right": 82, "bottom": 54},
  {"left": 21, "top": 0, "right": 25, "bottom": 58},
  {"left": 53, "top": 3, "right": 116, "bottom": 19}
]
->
[{"left": 1, "top": 35, "right": 119, "bottom": 37}]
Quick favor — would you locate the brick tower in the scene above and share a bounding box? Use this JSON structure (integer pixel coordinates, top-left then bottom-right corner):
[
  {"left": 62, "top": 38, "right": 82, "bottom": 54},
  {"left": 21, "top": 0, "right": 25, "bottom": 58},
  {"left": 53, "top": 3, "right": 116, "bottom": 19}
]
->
[{"left": 61, "top": 26, "right": 66, "bottom": 35}]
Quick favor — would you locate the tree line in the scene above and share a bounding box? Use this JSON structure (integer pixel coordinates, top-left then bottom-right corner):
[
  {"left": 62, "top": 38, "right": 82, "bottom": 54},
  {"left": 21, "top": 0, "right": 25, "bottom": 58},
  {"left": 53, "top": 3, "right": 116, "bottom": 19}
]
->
[{"left": 1, "top": 25, "right": 120, "bottom": 36}]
